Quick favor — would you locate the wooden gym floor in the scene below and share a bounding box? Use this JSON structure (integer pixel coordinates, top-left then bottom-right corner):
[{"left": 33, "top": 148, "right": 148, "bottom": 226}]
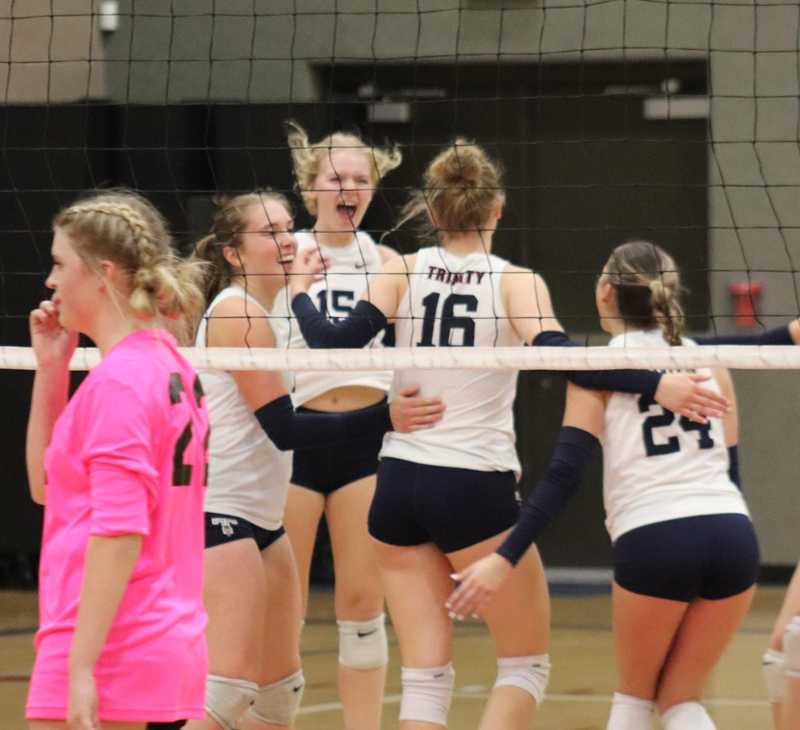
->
[{"left": 0, "top": 584, "right": 784, "bottom": 729}]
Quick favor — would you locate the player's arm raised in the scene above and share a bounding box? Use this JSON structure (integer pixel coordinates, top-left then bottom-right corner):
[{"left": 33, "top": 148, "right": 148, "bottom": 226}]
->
[
  {"left": 289, "top": 251, "right": 412, "bottom": 348},
  {"left": 26, "top": 299, "right": 78, "bottom": 505}
]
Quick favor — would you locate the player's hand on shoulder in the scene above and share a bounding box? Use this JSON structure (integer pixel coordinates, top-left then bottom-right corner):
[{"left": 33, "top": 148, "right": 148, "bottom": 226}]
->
[
  {"left": 446, "top": 553, "right": 514, "bottom": 620},
  {"left": 389, "top": 384, "right": 445, "bottom": 432},
  {"left": 655, "top": 372, "right": 729, "bottom": 424},
  {"left": 29, "top": 298, "right": 78, "bottom": 369}
]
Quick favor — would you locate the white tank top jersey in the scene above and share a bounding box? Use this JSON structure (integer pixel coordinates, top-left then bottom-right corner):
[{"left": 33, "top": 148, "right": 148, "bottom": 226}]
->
[
  {"left": 269, "top": 230, "right": 393, "bottom": 405},
  {"left": 272, "top": 230, "right": 393, "bottom": 406},
  {"left": 195, "top": 286, "right": 292, "bottom": 531},
  {"left": 381, "top": 246, "right": 523, "bottom": 477},
  {"left": 601, "top": 328, "right": 748, "bottom": 542}
]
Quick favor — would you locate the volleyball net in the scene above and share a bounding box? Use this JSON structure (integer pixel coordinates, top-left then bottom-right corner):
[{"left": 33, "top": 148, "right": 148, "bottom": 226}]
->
[{"left": 0, "top": 0, "right": 798, "bottom": 374}]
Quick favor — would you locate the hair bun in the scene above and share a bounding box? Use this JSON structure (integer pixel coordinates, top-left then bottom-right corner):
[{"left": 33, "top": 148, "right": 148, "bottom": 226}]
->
[{"left": 436, "top": 140, "right": 483, "bottom": 188}]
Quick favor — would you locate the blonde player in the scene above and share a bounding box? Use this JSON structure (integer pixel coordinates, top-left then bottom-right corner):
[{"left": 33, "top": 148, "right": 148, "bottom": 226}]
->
[
  {"left": 288, "top": 143, "right": 730, "bottom": 729},
  {"left": 25, "top": 190, "right": 209, "bottom": 730},
  {"left": 448, "top": 241, "right": 800, "bottom": 729},
  {"left": 186, "top": 191, "right": 444, "bottom": 730},
  {"left": 277, "top": 122, "right": 403, "bottom": 730}
]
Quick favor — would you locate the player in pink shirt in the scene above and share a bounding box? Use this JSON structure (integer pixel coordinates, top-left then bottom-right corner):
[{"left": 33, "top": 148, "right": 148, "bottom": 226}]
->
[{"left": 25, "top": 190, "right": 210, "bottom": 730}]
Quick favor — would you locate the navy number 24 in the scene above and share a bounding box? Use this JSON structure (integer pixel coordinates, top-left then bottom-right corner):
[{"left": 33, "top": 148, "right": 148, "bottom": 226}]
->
[{"left": 638, "top": 394, "right": 714, "bottom": 457}]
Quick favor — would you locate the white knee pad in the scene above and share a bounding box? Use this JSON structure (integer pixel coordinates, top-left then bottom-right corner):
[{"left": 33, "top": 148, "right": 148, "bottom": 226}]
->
[
  {"left": 248, "top": 669, "right": 305, "bottom": 726},
  {"left": 495, "top": 654, "right": 551, "bottom": 705},
  {"left": 337, "top": 613, "right": 389, "bottom": 670},
  {"left": 785, "top": 616, "right": 800, "bottom": 678},
  {"left": 763, "top": 648, "right": 786, "bottom": 702},
  {"left": 399, "top": 663, "right": 456, "bottom": 726},
  {"left": 205, "top": 674, "right": 258, "bottom": 730},
  {"left": 661, "top": 701, "right": 716, "bottom": 730},
  {"left": 606, "top": 692, "right": 654, "bottom": 730}
]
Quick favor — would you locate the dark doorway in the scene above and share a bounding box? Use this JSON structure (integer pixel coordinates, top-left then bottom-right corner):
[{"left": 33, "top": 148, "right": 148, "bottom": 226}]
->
[{"left": 316, "top": 60, "right": 709, "bottom": 567}]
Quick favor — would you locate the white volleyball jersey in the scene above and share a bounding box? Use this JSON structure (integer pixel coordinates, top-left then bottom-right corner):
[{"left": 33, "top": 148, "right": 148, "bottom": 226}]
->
[
  {"left": 195, "top": 286, "right": 292, "bottom": 530},
  {"left": 381, "top": 246, "right": 523, "bottom": 477},
  {"left": 275, "top": 230, "right": 393, "bottom": 406},
  {"left": 601, "top": 329, "right": 748, "bottom": 542}
]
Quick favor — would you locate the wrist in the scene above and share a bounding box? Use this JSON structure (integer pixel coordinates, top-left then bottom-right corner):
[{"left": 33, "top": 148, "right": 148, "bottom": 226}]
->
[
  {"left": 35, "top": 362, "right": 70, "bottom": 382},
  {"left": 68, "top": 655, "right": 94, "bottom": 675},
  {"left": 290, "top": 281, "right": 310, "bottom": 297}
]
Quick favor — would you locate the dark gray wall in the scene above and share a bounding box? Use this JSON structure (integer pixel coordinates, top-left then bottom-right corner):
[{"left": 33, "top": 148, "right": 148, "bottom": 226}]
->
[{"left": 3, "top": 1, "right": 799, "bottom": 565}]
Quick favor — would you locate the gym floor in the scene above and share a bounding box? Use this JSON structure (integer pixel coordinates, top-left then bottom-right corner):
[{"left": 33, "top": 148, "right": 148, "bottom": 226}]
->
[{"left": 0, "top": 584, "right": 782, "bottom": 729}]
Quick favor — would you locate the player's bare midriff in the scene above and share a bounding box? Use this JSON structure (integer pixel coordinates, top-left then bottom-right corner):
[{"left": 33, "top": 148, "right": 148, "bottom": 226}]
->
[{"left": 303, "top": 385, "right": 386, "bottom": 412}]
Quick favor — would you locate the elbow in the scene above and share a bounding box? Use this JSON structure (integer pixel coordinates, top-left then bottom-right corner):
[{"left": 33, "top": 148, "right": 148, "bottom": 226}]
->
[{"left": 262, "top": 426, "right": 293, "bottom": 451}]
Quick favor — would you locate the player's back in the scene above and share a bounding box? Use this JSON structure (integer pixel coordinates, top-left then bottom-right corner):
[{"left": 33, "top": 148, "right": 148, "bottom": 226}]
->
[
  {"left": 602, "top": 329, "right": 748, "bottom": 541},
  {"left": 382, "top": 246, "right": 522, "bottom": 476}
]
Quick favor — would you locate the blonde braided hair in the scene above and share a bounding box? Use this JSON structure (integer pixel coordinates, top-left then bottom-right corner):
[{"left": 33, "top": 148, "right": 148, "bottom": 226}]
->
[{"left": 54, "top": 190, "right": 205, "bottom": 325}]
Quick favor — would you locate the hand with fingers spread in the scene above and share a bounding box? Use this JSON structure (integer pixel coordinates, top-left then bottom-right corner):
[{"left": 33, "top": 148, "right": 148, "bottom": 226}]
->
[
  {"left": 389, "top": 385, "right": 446, "bottom": 433},
  {"left": 654, "top": 372, "right": 729, "bottom": 424},
  {"left": 289, "top": 247, "right": 328, "bottom": 296},
  {"left": 446, "top": 553, "right": 514, "bottom": 620},
  {"left": 67, "top": 667, "right": 99, "bottom": 730},
  {"left": 29, "top": 299, "right": 78, "bottom": 369}
]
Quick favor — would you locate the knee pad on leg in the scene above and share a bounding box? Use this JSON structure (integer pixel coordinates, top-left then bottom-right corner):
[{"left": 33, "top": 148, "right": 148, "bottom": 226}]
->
[
  {"left": 606, "top": 692, "right": 654, "bottom": 730},
  {"left": 399, "top": 663, "right": 455, "bottom": 726},
  {"left": 337, "top": 613, "right": 389, "bottom": 670},
  {"left": 763, "top": 648, "right": 786, "bottom": 702},
  {"left": 494, "top": 654, "right": 551, "bottom": 705},
  {"left": 661, "top": 701, "right": 716, "bottom": 730},
  {"left": 205, "top": 674, "right": 258, "bottom": 730},
  {"left": 248, "top": 669, "right": 305, "bottom": 726},
  {"left": 785, "top": 616, "right": 800, "bottom": 678}
]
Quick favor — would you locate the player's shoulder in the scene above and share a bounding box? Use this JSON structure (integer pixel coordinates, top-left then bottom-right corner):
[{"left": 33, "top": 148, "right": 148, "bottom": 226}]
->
[
  {"left": 355, "top": 229, "right": 378, "bottom": 247},
  {"left": 83, "top": 355, "right": 154, "bottom": 413},
  {"left": 382, "top": 252, "right": 417, "bottom": 275},
  {"left": 501, "top": 263, "right": 546, "bottom": 290},
  {"left": 202, "top": 293, "right": 275, "bottom": 349}
]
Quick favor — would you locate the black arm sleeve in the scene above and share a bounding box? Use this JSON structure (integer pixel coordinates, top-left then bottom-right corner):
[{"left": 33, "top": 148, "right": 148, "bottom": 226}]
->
[
  {"left": 728, "top": 445, "right": 741, "bottom": 490},
  {"left": 496, "top": 427, "right": 600, "bottom": 565},
  {"left": 532, "top": 330, "right": 662, "bottom": 400},
  {"left": 254, "top": 395, "right": 393, "bottom": 451},
  {"left": 695, "top": 325, "right": 793, "bottom": 346},
  {"left": 291, "top": 292, "right": 388, "bottom": 348}
]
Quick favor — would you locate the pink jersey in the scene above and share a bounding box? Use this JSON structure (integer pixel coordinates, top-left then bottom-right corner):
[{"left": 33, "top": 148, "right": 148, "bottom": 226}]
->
[{"left": 26, "top": 328, "right": 209, "bottom": 723}]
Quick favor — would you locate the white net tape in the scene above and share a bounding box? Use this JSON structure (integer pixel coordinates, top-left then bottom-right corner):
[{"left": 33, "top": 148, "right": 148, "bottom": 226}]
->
[{"left": 3, "top": 345, "right": 800, "bottom": 372}]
